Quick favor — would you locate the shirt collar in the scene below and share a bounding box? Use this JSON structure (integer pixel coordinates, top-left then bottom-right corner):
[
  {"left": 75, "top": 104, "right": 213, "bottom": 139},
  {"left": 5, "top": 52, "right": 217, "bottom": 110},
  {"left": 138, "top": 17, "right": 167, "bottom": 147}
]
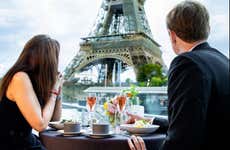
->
[{"left": 188, "top": 40, "right": 207, "bottom": 52}]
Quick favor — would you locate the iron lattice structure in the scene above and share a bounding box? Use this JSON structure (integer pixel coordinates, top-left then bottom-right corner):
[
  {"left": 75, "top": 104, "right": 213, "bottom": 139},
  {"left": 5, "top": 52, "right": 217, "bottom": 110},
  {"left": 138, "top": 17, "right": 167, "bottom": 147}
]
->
[{"left": 64, "top": 0, "right": 164, "bottom": 85}]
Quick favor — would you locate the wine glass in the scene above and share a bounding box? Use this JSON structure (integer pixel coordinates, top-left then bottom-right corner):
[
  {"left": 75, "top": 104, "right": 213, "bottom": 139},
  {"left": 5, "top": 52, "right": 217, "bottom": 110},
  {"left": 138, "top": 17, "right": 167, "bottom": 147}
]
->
[
  {"left": 117, "top": 95, "right": 127, "bottom": 113},
  {"left": 86, "top": 93, "right": 97, "bottom": 129},
  {"left": 115, "top": 94, "right": 127, "bottom": 133},
  {"left": 86, "top": 95, "right": 97, "bottom": 112}
]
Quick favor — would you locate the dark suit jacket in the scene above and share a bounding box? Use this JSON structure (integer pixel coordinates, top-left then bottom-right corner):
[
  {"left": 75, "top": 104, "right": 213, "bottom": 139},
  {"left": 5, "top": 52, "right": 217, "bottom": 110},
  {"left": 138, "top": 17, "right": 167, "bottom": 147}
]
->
[{"left": 153, "top": 42, "right": 230, "bottom": 150}]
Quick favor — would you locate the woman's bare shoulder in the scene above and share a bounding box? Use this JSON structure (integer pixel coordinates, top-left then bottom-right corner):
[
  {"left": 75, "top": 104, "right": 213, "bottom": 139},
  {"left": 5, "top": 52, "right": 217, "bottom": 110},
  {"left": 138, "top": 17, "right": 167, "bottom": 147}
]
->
[
  {"left": 12, "top": 71, "right": 30, "bottom": 82},
  {"left": 7, "top": 72, "right": 32, "bottom": 101}
]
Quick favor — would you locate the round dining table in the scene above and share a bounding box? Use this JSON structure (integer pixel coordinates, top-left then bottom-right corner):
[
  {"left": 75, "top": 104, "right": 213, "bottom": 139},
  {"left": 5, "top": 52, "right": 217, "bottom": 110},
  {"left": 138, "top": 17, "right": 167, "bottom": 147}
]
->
[{"left": 39, "top": 130, "right": 165, "bottom": 150}]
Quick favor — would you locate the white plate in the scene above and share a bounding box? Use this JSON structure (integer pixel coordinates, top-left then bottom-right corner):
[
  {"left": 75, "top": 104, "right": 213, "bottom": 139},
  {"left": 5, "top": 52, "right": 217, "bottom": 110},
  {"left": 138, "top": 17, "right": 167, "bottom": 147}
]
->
[
  {"left": 57, "top": 130, "right": 84, "bottom": 136},
  {"left": 120, "top": 124, "right": 159, "bottom": 134},
  {"left": 49, "top": 121, "right": 64, "bottom": 130},
  {"left": 84, "top": 131, "right": 114, "bottom": 139}
]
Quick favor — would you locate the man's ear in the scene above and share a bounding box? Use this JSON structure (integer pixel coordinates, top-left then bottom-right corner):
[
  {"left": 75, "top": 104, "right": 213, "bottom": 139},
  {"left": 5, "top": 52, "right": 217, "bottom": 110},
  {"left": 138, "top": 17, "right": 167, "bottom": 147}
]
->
[
  {"left": 168, "top": 30, "right": 180, "bottom": 55},
  {"left": 169, "top": 30, "right": 177, "bottom": 44}
]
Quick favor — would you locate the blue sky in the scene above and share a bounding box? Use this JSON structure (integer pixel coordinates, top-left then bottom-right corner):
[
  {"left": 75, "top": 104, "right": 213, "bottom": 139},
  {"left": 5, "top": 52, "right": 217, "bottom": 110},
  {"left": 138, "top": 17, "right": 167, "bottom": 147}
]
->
[{"left": 0, "top": 0, "right": 229, "bottom": 77}]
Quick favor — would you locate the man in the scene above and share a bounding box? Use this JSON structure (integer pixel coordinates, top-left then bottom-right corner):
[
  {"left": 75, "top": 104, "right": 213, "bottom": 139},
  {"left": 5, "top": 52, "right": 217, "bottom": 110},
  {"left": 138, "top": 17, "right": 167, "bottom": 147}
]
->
[{"left": 127, "top": 1, "right": 230, "bottom": 150}]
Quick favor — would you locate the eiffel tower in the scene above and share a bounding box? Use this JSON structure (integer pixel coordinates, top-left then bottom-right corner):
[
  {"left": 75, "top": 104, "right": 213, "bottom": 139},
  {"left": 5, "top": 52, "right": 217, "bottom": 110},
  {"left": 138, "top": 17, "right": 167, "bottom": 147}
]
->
[{"left": 64, "top": 0, "right": 164, "bottom": 85}]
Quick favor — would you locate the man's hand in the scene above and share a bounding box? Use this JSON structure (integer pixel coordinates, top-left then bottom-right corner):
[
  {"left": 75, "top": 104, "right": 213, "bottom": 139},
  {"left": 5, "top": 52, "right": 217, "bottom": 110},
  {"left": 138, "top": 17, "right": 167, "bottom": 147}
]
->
[
  {"left": 128, "top": 135, "right": 146, "bottom": 150},
  {"left": 126, "top": 112, "right": 153, "bottom": 124}
]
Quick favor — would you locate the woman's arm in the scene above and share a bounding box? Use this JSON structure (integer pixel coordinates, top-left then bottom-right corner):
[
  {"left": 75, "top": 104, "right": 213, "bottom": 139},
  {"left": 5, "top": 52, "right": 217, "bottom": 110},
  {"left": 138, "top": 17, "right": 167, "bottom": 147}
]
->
[
  {"left": 50, "top": 95, "right": 62, "bottom": 121},
  {"left": 51, "top": 79, "right": 63, "bottom": 121},
  {"left": 7, "top": 72, "right": 61, "bottom": 132}
]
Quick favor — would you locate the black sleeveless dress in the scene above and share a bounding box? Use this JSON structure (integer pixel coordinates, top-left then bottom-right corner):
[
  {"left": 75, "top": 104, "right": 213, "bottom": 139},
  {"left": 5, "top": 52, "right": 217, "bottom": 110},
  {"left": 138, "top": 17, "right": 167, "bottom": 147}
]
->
[{"left": 0, "top": 96, "right": 46, "bottom": 150}]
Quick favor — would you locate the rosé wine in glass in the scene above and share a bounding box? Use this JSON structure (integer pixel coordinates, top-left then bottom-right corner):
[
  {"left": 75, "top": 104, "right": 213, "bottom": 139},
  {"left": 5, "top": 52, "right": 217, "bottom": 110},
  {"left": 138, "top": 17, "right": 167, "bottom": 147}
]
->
[
  {"left": 87, "top": 96, "right": 96, "bottom": 112},
  {"left": 116, "top": 95, "right": 127, "bottom": 113},
  {"left": 86, "top": 94, "right": 97, "bottom": 129}
]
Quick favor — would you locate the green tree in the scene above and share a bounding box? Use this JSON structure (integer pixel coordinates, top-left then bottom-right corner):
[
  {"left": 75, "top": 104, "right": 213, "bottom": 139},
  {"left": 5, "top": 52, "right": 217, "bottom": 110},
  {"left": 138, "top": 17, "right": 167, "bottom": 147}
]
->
[
  {"left": 136, "top": 63, "right": 167, "bottom": 86},
  {"left": 125, "top": 78, "right": 132, "bottom": 86}
]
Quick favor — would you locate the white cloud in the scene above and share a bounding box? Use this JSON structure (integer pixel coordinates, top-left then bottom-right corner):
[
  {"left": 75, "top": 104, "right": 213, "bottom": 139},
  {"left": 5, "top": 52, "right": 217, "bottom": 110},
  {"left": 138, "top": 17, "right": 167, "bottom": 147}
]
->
[
  {"left": 0, "top": 8, "right": 20, "bottom": 27},
  {"left": 0, "top": 0, "right": 229, "bottom": 76},
  {"left": 0, "top": 0, "right": 102, "bottom": 74},
  {"left": 0, "top": 64, "right": 4, "bottom": 69},
  {"left": 0, "top": 63, "right": 5, "bottom": 77},
  {"left": 210, "top": 14, "right": 229, "bottom": 39}
]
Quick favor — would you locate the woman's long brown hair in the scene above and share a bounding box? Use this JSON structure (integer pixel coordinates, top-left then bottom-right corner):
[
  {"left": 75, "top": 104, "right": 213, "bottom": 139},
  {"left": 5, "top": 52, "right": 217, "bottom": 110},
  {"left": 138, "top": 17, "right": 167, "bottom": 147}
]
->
[{"left": 0, "top": 35, "right": 60, "bottom": 104}]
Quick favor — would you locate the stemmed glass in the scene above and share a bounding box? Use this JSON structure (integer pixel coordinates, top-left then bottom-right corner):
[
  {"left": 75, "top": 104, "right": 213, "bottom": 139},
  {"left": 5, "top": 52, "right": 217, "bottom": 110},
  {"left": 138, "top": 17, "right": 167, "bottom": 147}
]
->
[
  {"left": 86, "top": 93, "right": 97, "bottom": 129},
  {"left": 117, "top": 94, "right": 127, "bottom": 114},
  {"left": 115, "top": 94, "right": 127, "bottom": 133}
]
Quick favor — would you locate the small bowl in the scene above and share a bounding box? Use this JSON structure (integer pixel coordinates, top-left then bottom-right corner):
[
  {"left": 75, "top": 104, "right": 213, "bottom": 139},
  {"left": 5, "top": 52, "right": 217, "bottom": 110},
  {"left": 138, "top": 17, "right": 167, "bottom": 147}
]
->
[
  {"left": 92, "top": 123, "right": 109, "bottom": 134},
  {"left": 64, "top": 122, "right": 81, "bottom": 133}
]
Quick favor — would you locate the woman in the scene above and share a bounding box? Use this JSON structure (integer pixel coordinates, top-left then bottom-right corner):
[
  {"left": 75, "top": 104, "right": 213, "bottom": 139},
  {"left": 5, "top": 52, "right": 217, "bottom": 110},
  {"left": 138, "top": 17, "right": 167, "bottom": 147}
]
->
[{"left": 0, "top": 35, "right": 63, "bottom": 150}]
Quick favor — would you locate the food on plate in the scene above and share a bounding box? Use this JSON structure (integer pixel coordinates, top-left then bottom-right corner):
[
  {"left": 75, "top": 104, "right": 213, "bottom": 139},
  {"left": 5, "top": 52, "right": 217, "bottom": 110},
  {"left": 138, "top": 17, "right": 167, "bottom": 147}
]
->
[
  {"left": 133, "top": 120, "right": 151, "bottom": 128},
  {"left": 49, "top": 119, "right": 75, "bottom": 130},
  {"left": 60, "top": 119, "right": 74, "bottom": 123}
]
